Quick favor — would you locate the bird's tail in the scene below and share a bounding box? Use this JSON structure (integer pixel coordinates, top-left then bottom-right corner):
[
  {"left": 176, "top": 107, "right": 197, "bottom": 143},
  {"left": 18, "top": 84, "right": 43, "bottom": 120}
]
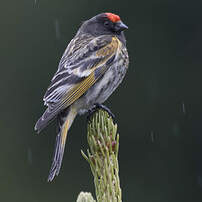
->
[{"left": 47, "top": 106, "right": 77, "bottom": 182}]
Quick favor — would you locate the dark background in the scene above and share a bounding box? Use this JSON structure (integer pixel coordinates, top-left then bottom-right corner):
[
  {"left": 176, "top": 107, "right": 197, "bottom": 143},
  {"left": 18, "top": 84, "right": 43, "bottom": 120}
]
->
[{"left": 1, "top": 0, "right": 202, "bottom": 201}]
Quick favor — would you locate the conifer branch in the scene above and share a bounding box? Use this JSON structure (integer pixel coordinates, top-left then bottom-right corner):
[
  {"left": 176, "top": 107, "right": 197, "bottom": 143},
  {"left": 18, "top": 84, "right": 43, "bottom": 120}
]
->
[{"left": 78, "top": 109, "right": 122, "bottom": 202}]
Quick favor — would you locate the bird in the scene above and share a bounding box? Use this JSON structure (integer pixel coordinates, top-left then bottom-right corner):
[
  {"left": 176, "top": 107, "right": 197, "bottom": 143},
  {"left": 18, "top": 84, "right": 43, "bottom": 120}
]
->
[{"left": 35, "top": 12, "right": 129, "bottom": 182}]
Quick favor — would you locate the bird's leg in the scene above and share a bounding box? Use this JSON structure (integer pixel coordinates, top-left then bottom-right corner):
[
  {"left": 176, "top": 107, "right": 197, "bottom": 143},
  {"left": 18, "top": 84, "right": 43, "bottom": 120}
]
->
[
  {"left": 87, "top": 103, "right": 115, "bottom": 122},
  {"left": 87, "top": 107, "right": 96, "bottom": 122}
]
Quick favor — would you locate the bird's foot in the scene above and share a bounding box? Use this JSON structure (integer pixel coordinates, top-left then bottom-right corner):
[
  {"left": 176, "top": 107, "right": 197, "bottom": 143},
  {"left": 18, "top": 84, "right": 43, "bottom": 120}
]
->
[
  {"left": 95, "top": 103, "right": 115, "bottom": 119},
  {"left": 87, "top": 103, "right": 115, "bottom": 122}
]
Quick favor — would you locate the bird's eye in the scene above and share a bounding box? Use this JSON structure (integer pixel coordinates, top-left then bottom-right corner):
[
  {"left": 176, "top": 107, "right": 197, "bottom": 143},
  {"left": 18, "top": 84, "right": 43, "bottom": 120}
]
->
[{"left": 104, "top": 21, "right": 110, "bottom": 27}]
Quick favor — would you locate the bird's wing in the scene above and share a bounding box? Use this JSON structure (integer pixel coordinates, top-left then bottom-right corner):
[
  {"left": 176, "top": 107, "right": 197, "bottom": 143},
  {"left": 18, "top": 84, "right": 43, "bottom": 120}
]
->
[{"left": 42, "top": 35, "right": 120, "bottom": 120}]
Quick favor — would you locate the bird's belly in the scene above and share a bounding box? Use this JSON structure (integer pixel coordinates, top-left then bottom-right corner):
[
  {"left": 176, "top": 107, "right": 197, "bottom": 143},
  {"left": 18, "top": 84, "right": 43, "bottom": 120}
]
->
[{"left": 77, "top": 62, "right": 127, "bottom": 113}]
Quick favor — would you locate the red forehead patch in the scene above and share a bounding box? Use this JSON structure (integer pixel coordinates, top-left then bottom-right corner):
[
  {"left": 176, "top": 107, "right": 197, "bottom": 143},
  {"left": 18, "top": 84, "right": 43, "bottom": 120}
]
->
[{"left": 105, "top": 13, "right": 121, "bottom": 23}]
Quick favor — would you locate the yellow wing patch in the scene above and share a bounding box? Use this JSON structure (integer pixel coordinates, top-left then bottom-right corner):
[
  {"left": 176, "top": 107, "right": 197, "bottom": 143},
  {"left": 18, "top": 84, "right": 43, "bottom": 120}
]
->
[
  {"left": 52, "top": 37, "right": 119, "bottom": 114},
  {"left": 96, "top": 37, "right": 119, "bottom": 57},
  {"left": 62, "top": 37, "right": 119, "bottom": 104}
]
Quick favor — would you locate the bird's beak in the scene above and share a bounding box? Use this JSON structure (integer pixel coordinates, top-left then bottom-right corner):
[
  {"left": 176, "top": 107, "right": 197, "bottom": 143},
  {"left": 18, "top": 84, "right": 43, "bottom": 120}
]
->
[{"left": 115, "top": 21, "right": 128, "bottom": 32}]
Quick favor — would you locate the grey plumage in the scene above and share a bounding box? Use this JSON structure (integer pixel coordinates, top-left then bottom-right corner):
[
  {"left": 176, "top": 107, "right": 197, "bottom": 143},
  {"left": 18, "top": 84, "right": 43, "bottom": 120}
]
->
[{"left": 35, "top": 13, "right": 129, "bottom": 181}]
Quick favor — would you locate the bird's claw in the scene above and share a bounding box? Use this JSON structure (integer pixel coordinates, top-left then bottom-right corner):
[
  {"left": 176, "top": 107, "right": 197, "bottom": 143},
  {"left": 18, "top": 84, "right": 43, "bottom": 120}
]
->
[
  {"left": 87, "top": 103, "right": 115, "bottom": 122},
  {"left": 95, "top": 103, "right": 115, "bottom": 120}
]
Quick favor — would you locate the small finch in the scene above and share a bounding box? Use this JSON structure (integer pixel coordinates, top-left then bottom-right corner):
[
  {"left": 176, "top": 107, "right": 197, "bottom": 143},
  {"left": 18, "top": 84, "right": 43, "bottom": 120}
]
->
[{"left": 35, "top": 12, "right": 129, "bottom": 181}]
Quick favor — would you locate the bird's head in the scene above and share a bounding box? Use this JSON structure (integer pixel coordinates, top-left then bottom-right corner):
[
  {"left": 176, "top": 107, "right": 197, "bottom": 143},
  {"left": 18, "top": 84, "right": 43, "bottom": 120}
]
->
[{"left": 79, "top": 13, "right": 128, "bottom": 36}]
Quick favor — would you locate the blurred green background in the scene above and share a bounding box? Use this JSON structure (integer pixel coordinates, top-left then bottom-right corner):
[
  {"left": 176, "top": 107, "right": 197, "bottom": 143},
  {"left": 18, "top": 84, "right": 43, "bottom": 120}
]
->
[{"left": 1, "top": 0, "right": 202, "bottom": 201}]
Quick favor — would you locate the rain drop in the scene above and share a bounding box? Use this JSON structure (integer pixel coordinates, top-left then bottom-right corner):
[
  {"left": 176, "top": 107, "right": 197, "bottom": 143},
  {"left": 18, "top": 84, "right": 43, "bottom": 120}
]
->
[
  {"left": 182, "top": 102, "right": 186, "bottom": 114},
  {"left": 150, "top": 131, "right": 154, "bottom": 143},
  {"left": 54, "top": 19, "right": 61, "bottom": 40},
  {"left": 197, "top": 175, "right": 202, "bottom": 187}
]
